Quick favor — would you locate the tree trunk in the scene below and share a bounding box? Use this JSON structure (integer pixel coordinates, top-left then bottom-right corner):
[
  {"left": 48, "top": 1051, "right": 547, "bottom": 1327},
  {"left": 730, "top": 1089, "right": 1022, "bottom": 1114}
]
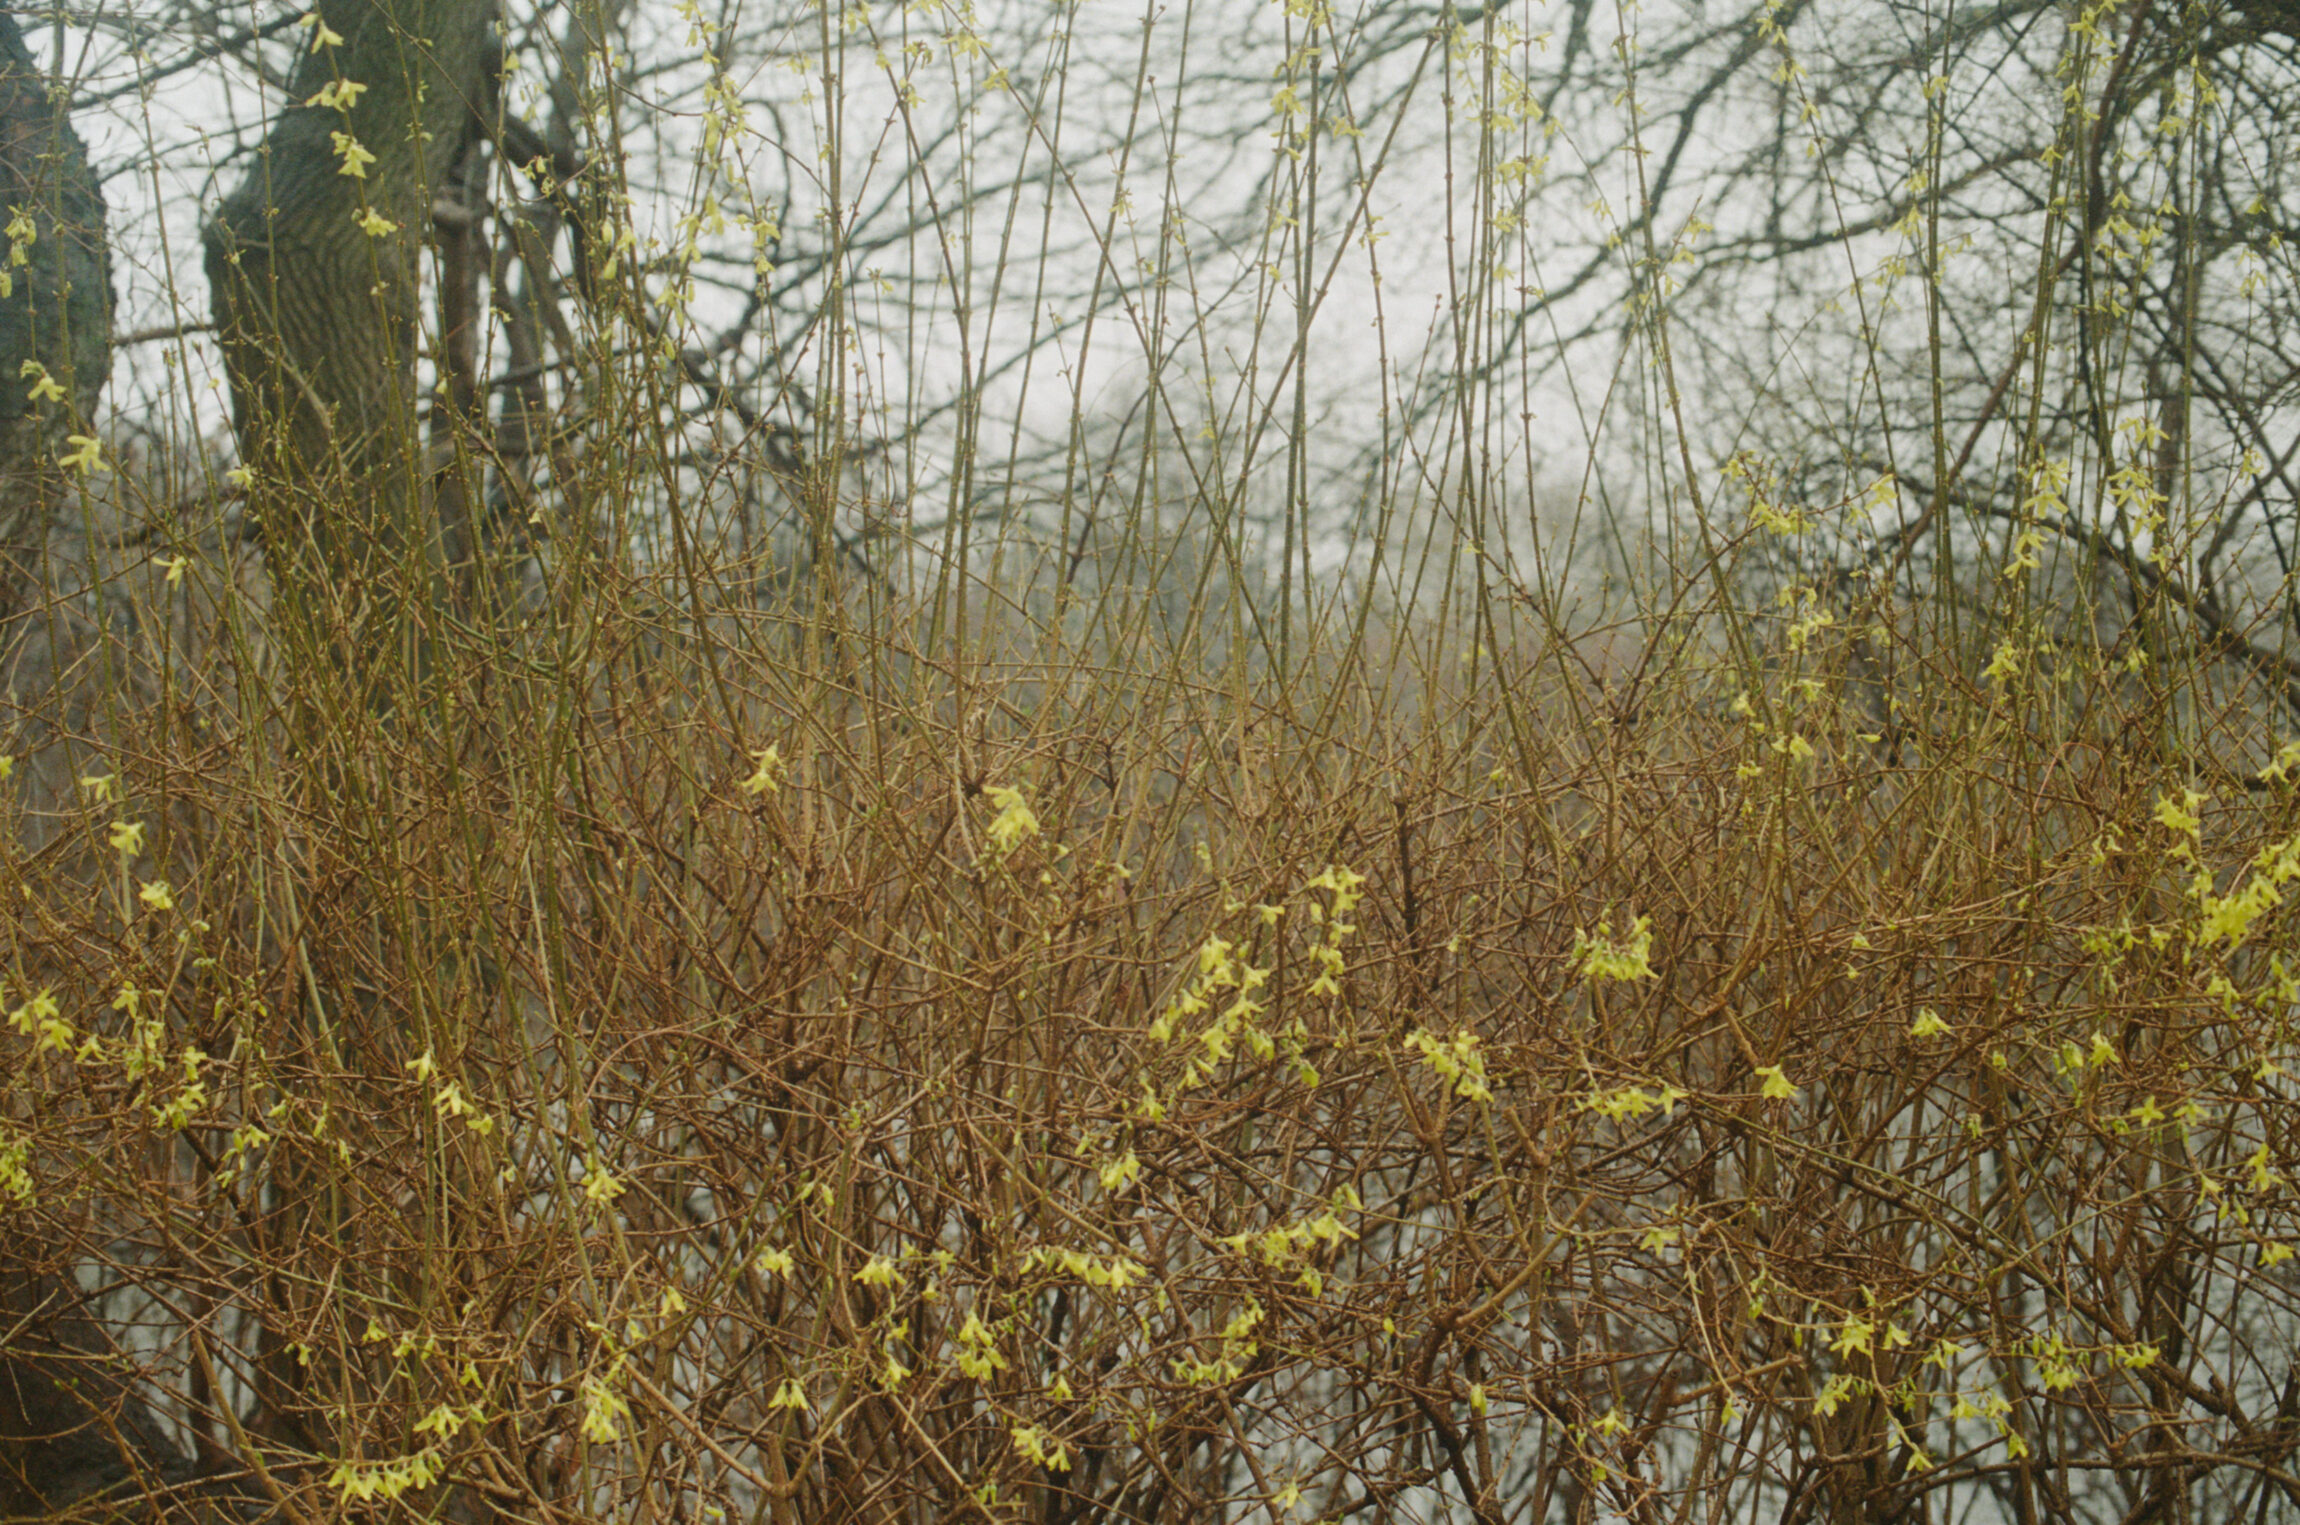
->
[
  {"left": 203, "top": 0, "right": 498, "bottom": 676},
  {"left": 0, "top": 6, "right": 110, "bottom": 630},
  {"left": 0, "top": 1266, "right": 190, "bottom": 1518}
]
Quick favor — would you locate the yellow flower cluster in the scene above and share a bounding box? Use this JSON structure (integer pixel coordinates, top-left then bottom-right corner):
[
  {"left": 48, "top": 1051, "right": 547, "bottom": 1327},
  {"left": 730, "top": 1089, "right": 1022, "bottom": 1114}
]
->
[
  {"left": 953, "top": 1310, "right": 1008, "bottom": 1379},
  {"left": 1170, "top": 1297, "right": 1263, "bottom": 1386},
  {"left": 1302, "top": 863, "right": 1366, "bottom": 999},
  {"left": 328, "top": 1448, "right": 444, "bottom": 1502},
  {"left": 2196, "top": 833, "right": 2300, "bottom": 951},
  {"left": 982, "top": 783, "right": 1039, "bottom": 859},
  {"left": 740, "top": 743, "right": 786, "bottom": 796},
  {"left": 1020, "top": 1245, "right": 1147, "bottom": 1290},
  {"left": 1012, "top": 1423, "right": 1072, "bottom": 1471},
  {"left": 7, "top": 989, "right": 69, "bottom": 1055},
  {"left": 1571, "top": 914, "right": 1655, "bottom": 983},
  {"left": 1405, "top": 1027, "right": 1493, "bottom": 1104},
  {"left": 1148, "top": 933, "right": 1274, "bottom": 1082},
  {"left": 0, "top": 1125, "right": 31, "bottom": 1207},
  {"left": 1218, "top": 1184, "right": 1363, "bottom": 1297},
  {"left": 1580, "top": 1081, "right": 1686, "bottom": 1123},
  {"left": 579, "top": 1373, "right": 630, "bottom": 1443}
]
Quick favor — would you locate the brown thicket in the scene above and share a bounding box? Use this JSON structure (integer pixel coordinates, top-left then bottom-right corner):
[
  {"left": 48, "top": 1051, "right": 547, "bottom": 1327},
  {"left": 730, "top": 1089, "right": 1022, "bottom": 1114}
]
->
[
  {"left": 5, "top": 523, "right": 2300, "bottom": 1523},
  {"left": 6, "top": 1, "right": 2300, "bottom": 1523}
]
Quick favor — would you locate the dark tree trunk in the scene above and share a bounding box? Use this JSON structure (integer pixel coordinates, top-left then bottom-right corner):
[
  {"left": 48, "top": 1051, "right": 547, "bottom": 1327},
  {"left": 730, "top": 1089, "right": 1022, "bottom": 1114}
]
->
[
  {"left": 203, "top": 0, "right": 499, "bottom": 678},
  {"left": 0, "top": 4, "right": 110, "bottom": 627},
  {"left": 0, "top": 1265, "right": 190, "bottom": 1517}
]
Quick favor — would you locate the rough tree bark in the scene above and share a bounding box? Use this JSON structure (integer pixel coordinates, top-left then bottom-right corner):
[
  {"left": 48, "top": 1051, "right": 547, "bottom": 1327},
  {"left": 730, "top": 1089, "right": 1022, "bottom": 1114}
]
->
[
  {"left": 0, "top": 5, "right": 109, "bottom": 629},
  {"left": 203, "top": 0, "right": 498, "bottom": 674}
]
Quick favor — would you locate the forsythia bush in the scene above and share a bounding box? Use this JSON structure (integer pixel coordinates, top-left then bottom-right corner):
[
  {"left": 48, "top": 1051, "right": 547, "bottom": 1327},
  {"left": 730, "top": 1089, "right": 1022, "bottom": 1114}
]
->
[{"left": 5, "top": 530, "right": 2298, "bottom": 1523}]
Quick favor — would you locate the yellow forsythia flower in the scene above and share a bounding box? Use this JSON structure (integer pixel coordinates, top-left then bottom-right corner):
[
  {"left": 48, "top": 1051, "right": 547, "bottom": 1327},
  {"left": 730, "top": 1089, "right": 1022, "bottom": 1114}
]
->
[{"left": 983, "top": 785, "right": 1039, "bottom": 858}]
